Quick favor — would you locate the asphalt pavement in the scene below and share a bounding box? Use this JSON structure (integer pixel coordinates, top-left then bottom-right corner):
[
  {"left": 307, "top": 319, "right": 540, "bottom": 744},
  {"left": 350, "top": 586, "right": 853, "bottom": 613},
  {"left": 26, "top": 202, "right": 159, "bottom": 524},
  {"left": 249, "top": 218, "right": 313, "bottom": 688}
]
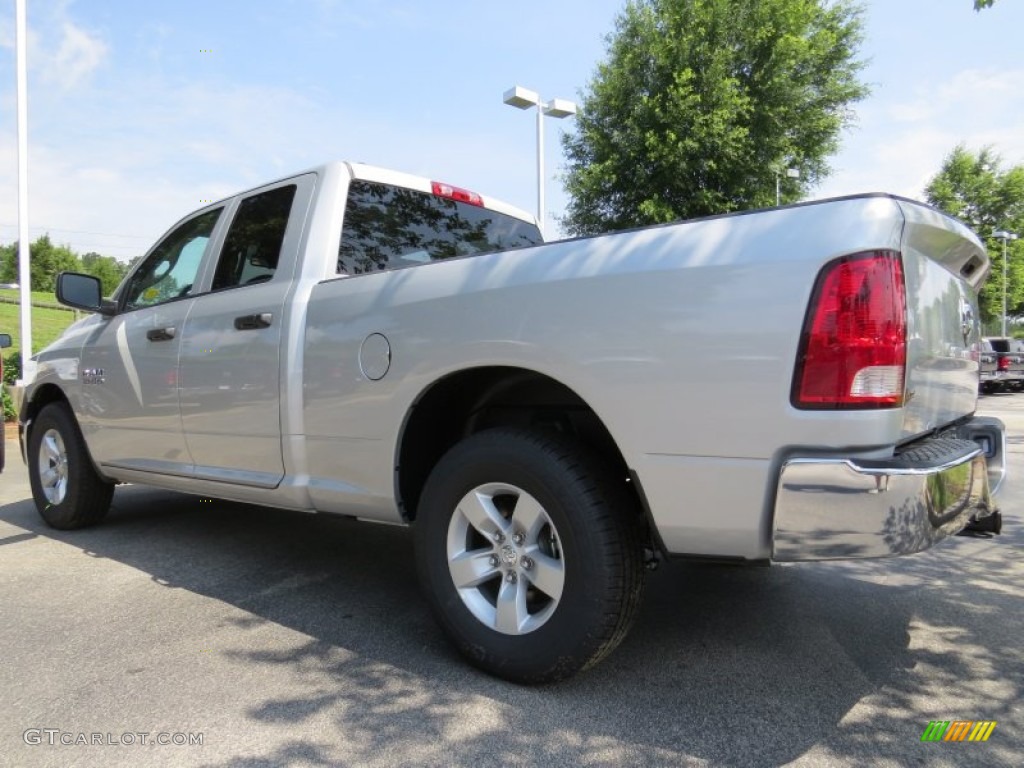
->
[{"left": 1, "top": 397, "right": 1022, "bottom": 767}]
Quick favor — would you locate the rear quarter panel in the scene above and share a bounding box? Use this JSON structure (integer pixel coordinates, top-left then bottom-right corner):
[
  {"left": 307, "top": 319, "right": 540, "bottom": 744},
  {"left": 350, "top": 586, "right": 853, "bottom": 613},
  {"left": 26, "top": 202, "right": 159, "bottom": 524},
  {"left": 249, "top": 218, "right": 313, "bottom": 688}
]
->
[{"left": 300, "top": 196, "right": 913, "bottom": 558}]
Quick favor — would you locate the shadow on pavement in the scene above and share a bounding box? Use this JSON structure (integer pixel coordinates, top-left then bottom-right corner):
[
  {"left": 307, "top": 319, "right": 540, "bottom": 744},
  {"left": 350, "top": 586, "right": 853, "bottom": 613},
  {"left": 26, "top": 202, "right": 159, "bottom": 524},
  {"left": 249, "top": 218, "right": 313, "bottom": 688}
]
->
[{"left": 1, "top": 484, "right": 1019, "bottom": 767}]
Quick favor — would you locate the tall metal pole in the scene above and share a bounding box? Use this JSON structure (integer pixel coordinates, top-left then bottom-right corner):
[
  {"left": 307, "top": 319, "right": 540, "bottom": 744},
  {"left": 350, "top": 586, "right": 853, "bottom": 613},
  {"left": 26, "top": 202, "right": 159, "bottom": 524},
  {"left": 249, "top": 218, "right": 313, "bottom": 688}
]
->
[
  {"left": 16, "top": 0, "right": 32, "bottom": 361},
  {"left": 995, "top": 230, "right": 1018, "bottom": 337},
  {"left": 536, "top": 101, "right": 545, "bottom": 231},
  {"left": 1003, "top": 235, "right": 1009, "bottom": 338},
  {"left": 504, "top": 87, "right": 576, "bottom": 239}
]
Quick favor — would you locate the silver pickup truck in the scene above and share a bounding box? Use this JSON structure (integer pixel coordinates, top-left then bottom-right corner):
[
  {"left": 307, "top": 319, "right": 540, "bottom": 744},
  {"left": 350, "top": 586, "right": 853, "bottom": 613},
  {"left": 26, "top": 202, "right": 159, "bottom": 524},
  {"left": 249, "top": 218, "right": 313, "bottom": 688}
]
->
[{"left": 16, "top": 161, "right": 1006, "bottom": 683}]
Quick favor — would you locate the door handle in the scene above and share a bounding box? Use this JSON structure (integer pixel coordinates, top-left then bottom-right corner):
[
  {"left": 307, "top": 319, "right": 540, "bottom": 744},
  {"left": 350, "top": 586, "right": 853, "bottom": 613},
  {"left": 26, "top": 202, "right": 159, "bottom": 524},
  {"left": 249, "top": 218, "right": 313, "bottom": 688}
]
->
[
  {"left": 234, "top": 312, "right": 273, "bottom": 331},
  {"left": 146, "top": 327, "right": 176, "bottom": 342}
]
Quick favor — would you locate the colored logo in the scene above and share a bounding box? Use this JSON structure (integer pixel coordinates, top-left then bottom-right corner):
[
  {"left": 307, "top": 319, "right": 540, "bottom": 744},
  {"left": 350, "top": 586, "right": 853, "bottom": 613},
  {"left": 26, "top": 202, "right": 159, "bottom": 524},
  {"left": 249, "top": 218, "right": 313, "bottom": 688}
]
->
[{"left": 921, "top": 721, "right": 996, "bottom": 742}]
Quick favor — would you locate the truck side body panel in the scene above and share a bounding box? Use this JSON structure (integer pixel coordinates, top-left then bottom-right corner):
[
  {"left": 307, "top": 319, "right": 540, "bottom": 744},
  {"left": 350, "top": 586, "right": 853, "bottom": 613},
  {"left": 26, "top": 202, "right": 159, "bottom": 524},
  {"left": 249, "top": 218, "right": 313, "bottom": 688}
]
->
[{"left": 300, "top": 196, "right": 929, "bottom": 558}]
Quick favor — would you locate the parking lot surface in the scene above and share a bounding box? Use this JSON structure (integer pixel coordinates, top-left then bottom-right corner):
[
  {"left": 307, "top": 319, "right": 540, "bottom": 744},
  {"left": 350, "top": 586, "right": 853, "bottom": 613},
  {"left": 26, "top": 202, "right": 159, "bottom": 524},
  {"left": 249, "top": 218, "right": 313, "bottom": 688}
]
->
[{"left": 1, "top": 395, "right": 1022, "bottom": 767}]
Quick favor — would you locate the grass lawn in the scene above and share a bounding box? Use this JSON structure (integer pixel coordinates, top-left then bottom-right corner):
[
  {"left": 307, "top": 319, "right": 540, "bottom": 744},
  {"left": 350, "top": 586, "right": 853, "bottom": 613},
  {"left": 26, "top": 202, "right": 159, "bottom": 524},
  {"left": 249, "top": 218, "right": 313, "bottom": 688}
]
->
[
  {"left": 1, "top": 291, "right": 80, "bottom": 423},
  {"left": 0, "top": 300, "right": 80, "bottom": 356},
  {"left": 0, "top": 287, "right": 65, "bottom": 307}
]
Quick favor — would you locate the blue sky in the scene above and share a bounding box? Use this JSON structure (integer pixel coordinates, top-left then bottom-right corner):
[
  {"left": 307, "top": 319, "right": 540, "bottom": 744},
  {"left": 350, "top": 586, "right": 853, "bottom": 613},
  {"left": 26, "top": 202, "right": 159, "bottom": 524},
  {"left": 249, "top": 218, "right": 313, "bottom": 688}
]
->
[{"left": 1, "top": 0, "right": 1023, "bottom": 259}]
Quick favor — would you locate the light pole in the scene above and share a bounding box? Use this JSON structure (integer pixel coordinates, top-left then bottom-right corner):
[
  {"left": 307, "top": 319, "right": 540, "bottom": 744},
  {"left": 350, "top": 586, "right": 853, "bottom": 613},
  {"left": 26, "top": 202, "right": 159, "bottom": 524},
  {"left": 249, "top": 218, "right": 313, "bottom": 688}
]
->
[
  {"left": 994, "top": 230, "right": 1019, "bottom": 337},
  {"left": 503, "top": 86, "right": 577, "bottom": 236},
  {"left": 16, "top": 0, "right": 32, "bottom": 363},
  {"left": 775, "top": 167, "right": 800, "bottom": 206}
]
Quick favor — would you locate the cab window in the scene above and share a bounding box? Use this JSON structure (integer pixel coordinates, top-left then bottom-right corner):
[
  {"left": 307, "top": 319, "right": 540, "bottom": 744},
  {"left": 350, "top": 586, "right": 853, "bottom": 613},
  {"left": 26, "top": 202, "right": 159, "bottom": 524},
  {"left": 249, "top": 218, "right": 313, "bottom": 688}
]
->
[
  {"left": 122, "top": 208, "right": 222, "bottom": 310},
  {"left": 338, "top": 181, "right": 542, "bottom": 275},
  {"left": 212, "top": 185, "right": 297, "bottom": 291}
]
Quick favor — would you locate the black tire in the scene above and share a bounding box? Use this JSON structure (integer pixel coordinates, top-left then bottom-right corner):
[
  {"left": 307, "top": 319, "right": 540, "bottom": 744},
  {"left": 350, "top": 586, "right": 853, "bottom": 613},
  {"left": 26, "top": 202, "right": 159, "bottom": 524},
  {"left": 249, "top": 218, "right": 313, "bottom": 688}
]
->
[
  {"left": 28, "top": 402, "right": 114, "bottom": 530},
  {"left": 415, "top": 427, "right": 645, "bottom": 684}
]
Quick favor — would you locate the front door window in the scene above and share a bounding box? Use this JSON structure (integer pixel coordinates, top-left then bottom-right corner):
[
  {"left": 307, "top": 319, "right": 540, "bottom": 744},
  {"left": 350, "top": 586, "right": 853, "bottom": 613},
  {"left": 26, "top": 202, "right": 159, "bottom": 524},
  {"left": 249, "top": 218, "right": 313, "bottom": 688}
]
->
[{"left": 122, "top": 208, "right": 222, "bottom": 310}]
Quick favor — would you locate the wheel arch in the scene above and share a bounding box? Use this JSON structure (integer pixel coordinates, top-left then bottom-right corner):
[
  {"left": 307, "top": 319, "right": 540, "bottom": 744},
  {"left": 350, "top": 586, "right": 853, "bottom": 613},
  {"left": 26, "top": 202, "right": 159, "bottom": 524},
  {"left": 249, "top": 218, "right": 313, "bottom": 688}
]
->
[
  {"left": 21, "top": 383, "right": 109, "bottom": 481},
  {"left": 395, "top": 366, "right": 656, "bottom": 544},
  {"left": 20, "top": 383, "right": 73, "bottom": 464},
  {"left": 21, "top": 382, "right": 72, "bottom": 426}
]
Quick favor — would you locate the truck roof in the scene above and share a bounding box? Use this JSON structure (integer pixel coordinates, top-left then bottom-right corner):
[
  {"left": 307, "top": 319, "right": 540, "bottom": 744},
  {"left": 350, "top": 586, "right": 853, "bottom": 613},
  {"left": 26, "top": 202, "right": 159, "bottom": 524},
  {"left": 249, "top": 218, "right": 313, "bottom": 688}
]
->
[
  {"left": 193, "top": 160, "right": 539, "bottom": 232},
  {"left": 344, "top": 162, "right": 538, "bottom": 227}
]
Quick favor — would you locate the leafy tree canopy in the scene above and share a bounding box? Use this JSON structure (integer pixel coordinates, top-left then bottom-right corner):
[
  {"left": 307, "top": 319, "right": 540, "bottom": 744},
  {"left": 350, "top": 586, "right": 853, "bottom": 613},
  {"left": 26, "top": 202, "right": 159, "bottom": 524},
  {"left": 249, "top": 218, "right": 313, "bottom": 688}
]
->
[
  {"left": 81, "top": 252, "right": 129, "bottom": 296},
  {"left": 925, "top": 145, "right": 1024, "bottom": 324},
  {"left": 0, "top": 236, "right": 132, "bottom": 294},
  {"left": 561, "top": 0, "right": 870, "bottom": 235}
]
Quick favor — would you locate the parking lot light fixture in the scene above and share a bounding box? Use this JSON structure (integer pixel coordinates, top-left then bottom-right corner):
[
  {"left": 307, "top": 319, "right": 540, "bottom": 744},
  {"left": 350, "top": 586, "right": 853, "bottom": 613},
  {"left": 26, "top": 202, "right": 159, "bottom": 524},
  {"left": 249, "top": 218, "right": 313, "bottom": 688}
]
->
[
  {"left": 775, "top": 167, "right": 800, "bottom": 206},
  {"left": 503, "top": 86, "right": 577, "bottom": 236},
  {"left": 994, "top": 230, "right": 1019, "bottom": 337}
]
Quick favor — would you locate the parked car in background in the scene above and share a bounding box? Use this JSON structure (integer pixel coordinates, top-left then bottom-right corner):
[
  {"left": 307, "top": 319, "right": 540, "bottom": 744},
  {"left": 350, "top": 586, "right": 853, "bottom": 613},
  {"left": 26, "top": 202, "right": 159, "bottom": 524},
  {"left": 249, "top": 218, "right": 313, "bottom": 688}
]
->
[
  {"left": 0, "top": 332, "right": 11, "bottom": 473},
  {"left": 979, "top": 340, "right": 998, "bottom": 393},
  {"left": 982, "top": 337, "right": 1024, "bottom": 392}
]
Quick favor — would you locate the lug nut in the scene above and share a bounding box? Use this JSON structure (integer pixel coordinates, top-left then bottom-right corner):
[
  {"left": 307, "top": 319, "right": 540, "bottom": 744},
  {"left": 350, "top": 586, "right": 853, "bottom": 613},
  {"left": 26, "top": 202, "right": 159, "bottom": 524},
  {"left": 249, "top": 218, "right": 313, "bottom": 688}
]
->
[
  {"left": 489, "top": 555, "right": 499, "bottom": 567},
  {"left": 521, "top": 557, "right": 533, "bottom": 571},
  {"left": 493, "top": 531, "right": 505, "bottom": 543},
  {"left": 512, "top": 533, "right": 525, "bottom": 545},
  {"left": 505, "top": 572, "right": 517, "bottom": 584}
]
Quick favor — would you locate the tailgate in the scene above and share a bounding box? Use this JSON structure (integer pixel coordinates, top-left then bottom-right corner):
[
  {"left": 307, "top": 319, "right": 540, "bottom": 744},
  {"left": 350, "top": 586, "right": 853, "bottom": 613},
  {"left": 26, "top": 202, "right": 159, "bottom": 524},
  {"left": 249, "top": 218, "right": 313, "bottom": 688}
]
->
[{"left": 897, "top": 200, "right": 989, "bottom": 440}]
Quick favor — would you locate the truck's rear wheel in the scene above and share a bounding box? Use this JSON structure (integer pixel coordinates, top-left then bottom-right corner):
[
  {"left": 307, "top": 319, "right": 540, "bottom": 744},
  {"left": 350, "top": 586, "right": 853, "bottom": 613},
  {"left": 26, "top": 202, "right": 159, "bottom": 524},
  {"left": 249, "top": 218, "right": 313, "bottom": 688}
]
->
[
  {"left": 28, "top": 403, "right": 114, "bottom": 530},
  {"left": 415, "top": 427, "right": 645, "bottom": 683}
]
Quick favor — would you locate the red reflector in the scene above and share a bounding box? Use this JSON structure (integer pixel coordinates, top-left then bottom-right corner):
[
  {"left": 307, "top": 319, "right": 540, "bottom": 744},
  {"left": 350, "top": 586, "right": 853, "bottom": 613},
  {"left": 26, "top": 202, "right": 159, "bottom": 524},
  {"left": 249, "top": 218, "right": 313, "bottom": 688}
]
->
[
  {"left": 431, "top": 181, "right": 483, "bottom": 207},
  {"left": 998, "top": 355, "right": 1011, "bottom": 372},
  {"left": 793, "top": 251, "right": 907, "bottom": 409}
]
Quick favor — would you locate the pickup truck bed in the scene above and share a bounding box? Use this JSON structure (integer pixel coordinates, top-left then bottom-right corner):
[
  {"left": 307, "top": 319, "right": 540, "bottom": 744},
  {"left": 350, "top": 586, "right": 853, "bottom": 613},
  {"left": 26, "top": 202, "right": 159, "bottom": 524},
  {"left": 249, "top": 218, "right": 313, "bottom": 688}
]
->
[{"left": 16, "top": 161, "right": 1005, "bottom": 683}]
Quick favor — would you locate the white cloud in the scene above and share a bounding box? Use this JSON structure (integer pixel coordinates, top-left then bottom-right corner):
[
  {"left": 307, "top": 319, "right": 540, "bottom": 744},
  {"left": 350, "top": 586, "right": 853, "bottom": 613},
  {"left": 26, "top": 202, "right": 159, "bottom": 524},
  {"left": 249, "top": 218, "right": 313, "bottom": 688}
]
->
[
  {"left": 887, "top": 69, "right": 1024, "bottom": 125},
  {"left": 40, "top": 20, "right": 108, "bottom": 89},
  {"left": 816, "top": 67, "right": 1024, "bottom": 202}
]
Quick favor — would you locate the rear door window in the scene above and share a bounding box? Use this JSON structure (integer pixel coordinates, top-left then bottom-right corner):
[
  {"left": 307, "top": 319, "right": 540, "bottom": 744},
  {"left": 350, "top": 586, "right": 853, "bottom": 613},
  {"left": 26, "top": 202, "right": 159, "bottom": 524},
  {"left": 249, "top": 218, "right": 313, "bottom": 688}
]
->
[
  {"left": 212, "top": 185, "right": 297, "bottom": 291},
  {"left": 338, "top": 180, "right": 542, "bottom": 275}
]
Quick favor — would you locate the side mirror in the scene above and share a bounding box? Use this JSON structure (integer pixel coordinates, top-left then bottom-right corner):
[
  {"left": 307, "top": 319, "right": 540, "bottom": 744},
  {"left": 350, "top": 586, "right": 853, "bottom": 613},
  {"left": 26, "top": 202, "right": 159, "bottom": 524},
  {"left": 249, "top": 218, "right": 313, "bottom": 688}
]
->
[
  {"left": 56, "top": 272, "right": 116, "bottom": 315},
  {"left": 0, "top": 333, "right": 10, "bottom": 349}
]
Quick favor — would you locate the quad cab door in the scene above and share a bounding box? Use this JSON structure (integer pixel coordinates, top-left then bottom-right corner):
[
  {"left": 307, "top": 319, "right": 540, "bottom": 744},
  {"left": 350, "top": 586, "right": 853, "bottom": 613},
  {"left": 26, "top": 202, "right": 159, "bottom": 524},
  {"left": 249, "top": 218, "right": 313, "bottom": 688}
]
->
[
  {"left": 78, "top": 207, "right": 225, "bottom": 475},
  {"left": 177, "top": 175, "right": 315, "bottom": 487}
]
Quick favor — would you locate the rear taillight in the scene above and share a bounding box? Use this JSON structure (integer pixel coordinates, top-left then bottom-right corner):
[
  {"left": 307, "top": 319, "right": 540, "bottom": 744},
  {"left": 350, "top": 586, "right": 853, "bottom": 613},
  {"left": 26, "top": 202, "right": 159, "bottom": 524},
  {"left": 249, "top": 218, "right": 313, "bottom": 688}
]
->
[
  {"left": 998, "top": 355, "right": 1011, "bottom": 372},
  {"left": 793, "top": 250, "right": 907, "bottom": 409},
  {"left": 431, "top": 181, "right": 483, "bottom": 207}
]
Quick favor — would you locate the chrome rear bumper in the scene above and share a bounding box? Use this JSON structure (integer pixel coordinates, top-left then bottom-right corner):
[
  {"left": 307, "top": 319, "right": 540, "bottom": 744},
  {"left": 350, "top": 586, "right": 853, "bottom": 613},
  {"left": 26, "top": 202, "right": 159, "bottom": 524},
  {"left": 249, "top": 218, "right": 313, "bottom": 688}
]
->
[{"left": 772, "top": 418, "right": 1004, "bottom": 561}]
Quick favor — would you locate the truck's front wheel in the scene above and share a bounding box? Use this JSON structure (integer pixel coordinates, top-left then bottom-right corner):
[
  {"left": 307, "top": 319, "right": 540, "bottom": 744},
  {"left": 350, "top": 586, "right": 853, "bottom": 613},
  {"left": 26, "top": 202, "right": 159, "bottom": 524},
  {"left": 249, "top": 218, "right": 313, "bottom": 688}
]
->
[
  {"left": 28, "top": 403, "right": 114, "bottom": 530},
  {"left": 415, "top": 428, "right": 644, "bottom": 683}
]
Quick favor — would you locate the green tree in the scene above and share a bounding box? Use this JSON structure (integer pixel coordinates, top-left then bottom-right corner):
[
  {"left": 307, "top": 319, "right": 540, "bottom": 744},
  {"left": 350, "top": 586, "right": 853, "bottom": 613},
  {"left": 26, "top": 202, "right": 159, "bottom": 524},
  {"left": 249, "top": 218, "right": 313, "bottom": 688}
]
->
[
  {"left": 29, "top": 235, "right": 82, "bottom": 293},
  {"left": 0, "top": 242, "right": 16, "bottom": 284},
  {"left": 1, "top": 240, "right": 131, "bottom": 294},
  {"left": 925, "top": 145, "right": 1024, "bottom": 326},
  {"left": 974, "top": 1, "right": 995, "bottom": 9},
  {"left": 0, "top": 235, "right": 83, "bottom": 292},
  {"left": 81, "top": 252, "right": 129, "bottom": 295},
  {"left": 560, "top": 0, "right": 870, "bottom": 235}
]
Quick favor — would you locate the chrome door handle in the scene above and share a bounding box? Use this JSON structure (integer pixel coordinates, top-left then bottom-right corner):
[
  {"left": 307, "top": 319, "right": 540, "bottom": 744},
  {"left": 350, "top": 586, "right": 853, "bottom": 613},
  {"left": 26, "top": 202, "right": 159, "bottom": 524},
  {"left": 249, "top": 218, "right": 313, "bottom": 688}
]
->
[
  {"left": 146, "top": 327, "right": 176, "bottom": 341},
  {"left": 234, "top": 313, "right": 273, "bottom": 330}
]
